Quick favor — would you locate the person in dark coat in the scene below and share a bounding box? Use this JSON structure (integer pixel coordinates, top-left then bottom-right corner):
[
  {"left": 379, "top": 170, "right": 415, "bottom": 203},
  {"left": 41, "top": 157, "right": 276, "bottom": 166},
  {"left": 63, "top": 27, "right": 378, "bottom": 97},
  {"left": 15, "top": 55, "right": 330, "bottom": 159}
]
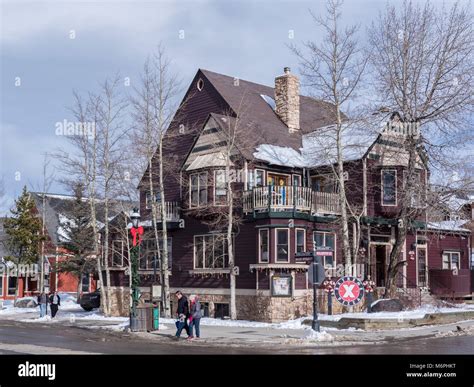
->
[
  {"left": 174, "top": 291, "right": 190, "bottom": 338},
  {"left": 37, "top": 292, "right": 48, "bottom": 318},
  {"left": 49, "top": 291, "right": 61, "bottom": 318}
]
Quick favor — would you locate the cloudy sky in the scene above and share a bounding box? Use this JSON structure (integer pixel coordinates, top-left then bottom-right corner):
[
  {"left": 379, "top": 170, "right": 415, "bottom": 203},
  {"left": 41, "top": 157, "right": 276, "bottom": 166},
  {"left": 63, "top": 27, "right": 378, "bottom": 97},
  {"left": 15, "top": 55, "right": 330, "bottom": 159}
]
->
[{"left": 0, "top": 0, "right": 464, "bottom": 212}]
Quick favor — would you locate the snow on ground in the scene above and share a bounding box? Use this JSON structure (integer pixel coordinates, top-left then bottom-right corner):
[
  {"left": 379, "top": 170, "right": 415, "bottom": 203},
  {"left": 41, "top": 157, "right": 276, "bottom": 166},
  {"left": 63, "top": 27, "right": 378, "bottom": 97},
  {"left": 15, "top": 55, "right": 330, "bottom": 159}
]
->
[
  {"left": 303, "top": 330, "right": 334, "bottom": 342},
  {"left": 160, "top": 304, "right": 474, "bottom": 330},
  {"left": 160, "top": 316, "right": 311, "bottom": 330}
]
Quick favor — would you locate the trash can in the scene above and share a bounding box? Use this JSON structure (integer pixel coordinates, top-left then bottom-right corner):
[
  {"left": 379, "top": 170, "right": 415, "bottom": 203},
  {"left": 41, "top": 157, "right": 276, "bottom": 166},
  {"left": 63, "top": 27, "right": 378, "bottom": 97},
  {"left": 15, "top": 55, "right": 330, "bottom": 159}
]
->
[
  {"left": 132, "top": 305, "right": 152, "bottom": 332},
  {"left": 152, "top": 303, "right": 160, "bottom": 331}
]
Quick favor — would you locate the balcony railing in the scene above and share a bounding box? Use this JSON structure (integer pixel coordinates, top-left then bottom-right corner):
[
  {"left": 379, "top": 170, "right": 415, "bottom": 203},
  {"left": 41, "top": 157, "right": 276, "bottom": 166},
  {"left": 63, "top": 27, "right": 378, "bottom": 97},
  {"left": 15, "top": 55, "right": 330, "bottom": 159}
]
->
[
  {"left": 242, "top": 186, "right": 340, "bottom": 215},
  {"left": 155, "top": 201, "right": 180, "bottom": 222}
]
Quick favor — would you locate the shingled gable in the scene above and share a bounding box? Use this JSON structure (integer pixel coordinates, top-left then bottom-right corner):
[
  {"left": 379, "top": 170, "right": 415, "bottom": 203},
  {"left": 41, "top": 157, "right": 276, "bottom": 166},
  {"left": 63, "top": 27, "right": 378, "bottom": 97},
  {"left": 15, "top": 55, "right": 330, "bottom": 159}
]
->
[
  {"left": 139, "top": 68, "right": 339, "bottom": 191},
  {"left": 180, "top": 69, "right": 340, "bottom": 164}
]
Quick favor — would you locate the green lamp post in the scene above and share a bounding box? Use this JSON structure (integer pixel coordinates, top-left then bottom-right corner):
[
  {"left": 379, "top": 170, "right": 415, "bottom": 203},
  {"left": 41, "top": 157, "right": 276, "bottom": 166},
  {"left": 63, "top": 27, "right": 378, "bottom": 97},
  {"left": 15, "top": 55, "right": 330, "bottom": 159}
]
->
[{"left": 129, "top": 208, "right": 143, "bottom": 331}]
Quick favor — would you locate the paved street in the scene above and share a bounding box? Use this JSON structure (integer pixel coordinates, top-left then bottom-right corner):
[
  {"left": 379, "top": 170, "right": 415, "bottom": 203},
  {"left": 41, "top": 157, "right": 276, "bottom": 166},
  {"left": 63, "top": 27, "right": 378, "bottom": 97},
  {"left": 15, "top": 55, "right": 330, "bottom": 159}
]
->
[{"left": 1, "top": 318, "right": 473, "bottom": 355}]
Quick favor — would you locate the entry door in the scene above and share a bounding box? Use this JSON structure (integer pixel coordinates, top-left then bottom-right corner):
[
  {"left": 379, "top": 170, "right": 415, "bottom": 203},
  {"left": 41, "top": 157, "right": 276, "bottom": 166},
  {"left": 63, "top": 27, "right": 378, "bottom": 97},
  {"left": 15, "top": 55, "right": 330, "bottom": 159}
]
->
[
  {"left": 375, "top": 245, "right": 387, "bottom": 287},
  {"left": 417, "top": 248, "right": 427, "bottom": 287}
]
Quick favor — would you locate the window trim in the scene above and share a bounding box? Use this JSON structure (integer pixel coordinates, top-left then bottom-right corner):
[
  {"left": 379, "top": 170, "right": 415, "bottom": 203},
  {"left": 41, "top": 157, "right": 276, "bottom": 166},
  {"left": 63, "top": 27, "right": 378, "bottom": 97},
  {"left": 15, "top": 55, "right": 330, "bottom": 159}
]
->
[
  {"left": 193, "top": 234, "right": 230, "bottom": 270},
  {"left": 292, "top": 174, "right": 302, "bottom": 187},
  {"left": 295, "top": 228, "right": 306, "bottom": 254},
  {"left": 255, "top": 169, "right": 266, "bottom": 187},
  {"left": 381, "top": 169, "right": 397, "bottom": 207},
  {"left": 275, "top": 228, "right": 290, "bottom": 263},
  {"left": 442, "top": 251, "right": 461, "bottom": 270},
  {"left": 139, "top": 238, "right": 173, "bottom": 271},
  {"left": 112, "top": 239, "right": 124, "bottom": 267},
  {"left": 213, "top": 169, "right": 228, "bottom": 206},
  {"left": 258, "top": 228, "right": 270, "bottom": 263},
  {"left": 313, "top": 231, "right": 337, "bottom": 268},
  {"left": 145, "top": 191, "right": 161, "bottom": 210},
  {"left": 189, "top": 171, "right": 208, "bottom": 208}
]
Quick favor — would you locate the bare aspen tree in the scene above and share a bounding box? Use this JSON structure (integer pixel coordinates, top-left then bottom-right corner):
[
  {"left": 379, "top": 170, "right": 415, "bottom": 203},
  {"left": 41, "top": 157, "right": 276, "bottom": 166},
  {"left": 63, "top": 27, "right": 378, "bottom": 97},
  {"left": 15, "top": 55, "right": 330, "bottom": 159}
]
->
[
  {"left": 367, "top": 0, "right": 474, "bottom": 297},
  {"left": 55, "top": 78, "right": 127, "bottom": 316},
  {"left": 130, "top": 44, "right": 181, "bottom": 317},
  {"left": 96, "top": 76, "right": 129, "bottom": 315},
  {"left": 291, "top": 0, "right": 368, "bottom": 275}
]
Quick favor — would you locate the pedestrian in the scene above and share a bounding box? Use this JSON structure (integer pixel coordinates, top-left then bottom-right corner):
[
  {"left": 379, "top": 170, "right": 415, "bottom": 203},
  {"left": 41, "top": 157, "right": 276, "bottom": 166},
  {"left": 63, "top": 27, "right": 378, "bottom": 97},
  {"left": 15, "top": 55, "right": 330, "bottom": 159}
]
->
[
  {"left": 37, "top": 291, "right": 48, "bottom": 318},
  {"left": 49, "top": 291, "right": 61, "bottom": 318},
  {"left": 188, "top": 294, "right": 202, "bottom": 340},
  {"left": 174, "top": 290, "right": 190, "bottom": 339}
]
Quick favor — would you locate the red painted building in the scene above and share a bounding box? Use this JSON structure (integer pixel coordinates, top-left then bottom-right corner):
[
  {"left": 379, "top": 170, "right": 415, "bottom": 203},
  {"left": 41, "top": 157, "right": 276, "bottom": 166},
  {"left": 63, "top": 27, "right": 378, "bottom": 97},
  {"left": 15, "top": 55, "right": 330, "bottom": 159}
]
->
[{"left": 0, "top": 193, "right": 106, "bottom": 300}]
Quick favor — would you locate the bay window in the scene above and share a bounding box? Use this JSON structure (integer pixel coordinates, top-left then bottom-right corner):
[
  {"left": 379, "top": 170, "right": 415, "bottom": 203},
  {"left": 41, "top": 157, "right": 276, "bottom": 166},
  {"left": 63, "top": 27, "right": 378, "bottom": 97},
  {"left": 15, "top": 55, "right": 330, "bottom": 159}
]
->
[
  {"left": 214, "top": 170, "right": 227, "bottom": 204},
  {"left": 276, "top": 228, "right": 289, "bottom": 262},
  {"left": 190, "top": 172, "right": 208, "bottom": 207},
  {"left": 259, "top": 228, "right": 269, "bottom": 262},
  {"left": 382, "top": 170, "right": 397, "bottom": 206},
  {"left": 296, "top": 228, "right": 306, "bottom": 253}
]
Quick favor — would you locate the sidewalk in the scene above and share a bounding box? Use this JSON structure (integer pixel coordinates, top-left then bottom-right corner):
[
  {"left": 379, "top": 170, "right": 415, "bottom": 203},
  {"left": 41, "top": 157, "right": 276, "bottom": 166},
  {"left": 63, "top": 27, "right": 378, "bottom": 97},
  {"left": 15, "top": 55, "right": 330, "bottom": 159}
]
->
[{"left": 150, "top": 316, "right": 474, "bottom": 347}]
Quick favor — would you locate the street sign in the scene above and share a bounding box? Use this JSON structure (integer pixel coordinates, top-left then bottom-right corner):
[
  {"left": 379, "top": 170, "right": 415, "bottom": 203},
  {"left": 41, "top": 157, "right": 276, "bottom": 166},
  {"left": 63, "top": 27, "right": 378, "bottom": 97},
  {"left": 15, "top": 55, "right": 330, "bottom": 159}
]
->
[
  {"left": 334, "top": 276, "right": 364, "bottom": 306},
  {"left": 308, "top": 256, "right": 326, "bottom": 286},
  {"left": 315, "top": 249, "right": 333, "bottom": 257},
  {"left": 295, "top": 252, "right": 314, "bottom": 263}
]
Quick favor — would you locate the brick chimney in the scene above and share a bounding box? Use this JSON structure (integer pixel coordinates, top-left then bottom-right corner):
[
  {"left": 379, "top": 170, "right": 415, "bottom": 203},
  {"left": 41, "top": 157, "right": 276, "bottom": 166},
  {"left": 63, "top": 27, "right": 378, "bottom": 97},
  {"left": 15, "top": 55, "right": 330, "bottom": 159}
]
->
[{"left": 274, "top": 67, "right": 300, "bottom": 133}]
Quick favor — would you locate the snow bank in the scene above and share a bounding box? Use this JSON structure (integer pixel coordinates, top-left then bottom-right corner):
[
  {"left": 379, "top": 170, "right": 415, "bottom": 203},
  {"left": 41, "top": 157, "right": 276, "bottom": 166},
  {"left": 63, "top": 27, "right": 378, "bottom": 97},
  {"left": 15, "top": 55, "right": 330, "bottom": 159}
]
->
[{"left": 303, "top": 330, "right": 334, "bottom": 342}]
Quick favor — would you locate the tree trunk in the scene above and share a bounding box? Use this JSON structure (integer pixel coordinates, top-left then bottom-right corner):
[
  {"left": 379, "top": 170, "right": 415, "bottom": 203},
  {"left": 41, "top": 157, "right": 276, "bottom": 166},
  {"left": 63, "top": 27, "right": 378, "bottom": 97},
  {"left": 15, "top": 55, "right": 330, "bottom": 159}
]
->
[
  {"left": 158, "top": 139, "right": 171, "bottom": 318},
  {"left": 104, "top": 196, "right": 112, "bottom": 316},
  {"left": 226, "top": 156, "right": 237, "bottom": 319},
  {"left": 335, "top": 114, "right": 352, "bottom": 275},
  {"left": 384, "top": 136, "right": 417, "bottom": 298}
]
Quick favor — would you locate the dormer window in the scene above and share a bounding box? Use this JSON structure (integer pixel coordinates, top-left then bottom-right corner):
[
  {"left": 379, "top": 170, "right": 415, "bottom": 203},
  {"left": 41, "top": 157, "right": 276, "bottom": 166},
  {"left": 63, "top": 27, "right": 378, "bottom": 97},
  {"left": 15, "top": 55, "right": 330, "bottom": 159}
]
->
[{"left": 190, "top": 172, "right": 208, "bottom": 207}]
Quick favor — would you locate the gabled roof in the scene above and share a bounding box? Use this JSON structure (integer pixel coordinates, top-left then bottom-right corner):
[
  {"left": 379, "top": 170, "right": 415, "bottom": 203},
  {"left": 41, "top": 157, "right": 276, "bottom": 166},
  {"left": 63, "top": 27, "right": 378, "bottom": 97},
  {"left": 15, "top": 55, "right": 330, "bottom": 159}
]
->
[
  {"left": 30, "top": 193, "right": 135, "bottom": 246},
  {"left": 199, "top": 69, "right": 338, "bottom": 155}
]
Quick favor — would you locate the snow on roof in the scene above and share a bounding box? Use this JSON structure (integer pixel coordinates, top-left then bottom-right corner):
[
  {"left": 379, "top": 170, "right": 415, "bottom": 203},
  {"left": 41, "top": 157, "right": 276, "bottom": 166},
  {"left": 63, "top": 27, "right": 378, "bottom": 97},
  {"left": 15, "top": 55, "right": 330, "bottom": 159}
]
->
[
  {"left": 445, "top": 196, "right": 472, "bottom": 212},
  {"left": 260, "top": 94, "right": 276, "bottom": 111},
  {"left": 427, "top": 220, "right": 470, "bottom": 233},
  {"left": 253, "top": 144, "right": 307, "bottom": 168},
  {"left": 301, "top": 122, "right": 380, "bottom": 167}
]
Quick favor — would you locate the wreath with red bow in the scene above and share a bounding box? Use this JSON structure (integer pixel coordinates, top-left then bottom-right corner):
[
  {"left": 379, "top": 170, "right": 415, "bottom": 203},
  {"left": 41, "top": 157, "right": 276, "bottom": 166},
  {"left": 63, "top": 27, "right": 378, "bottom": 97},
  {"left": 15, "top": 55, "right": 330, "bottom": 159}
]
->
[
  {"left": 321, "top": 278, "right": 336, "bottom": 294},
  {"left": 362, "top": 279, "right": 376, "bottom": 293}
]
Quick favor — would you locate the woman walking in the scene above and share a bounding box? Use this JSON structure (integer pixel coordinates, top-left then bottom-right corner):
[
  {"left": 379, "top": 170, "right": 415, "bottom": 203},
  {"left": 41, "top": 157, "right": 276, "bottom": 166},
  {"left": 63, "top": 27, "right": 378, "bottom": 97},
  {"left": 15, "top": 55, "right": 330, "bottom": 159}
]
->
[
  {"left": 188, "top": 294, "right": 202, "bottom": 340},
  {"left": 49, "top": 291, "right": 61, "bottom": 318}
]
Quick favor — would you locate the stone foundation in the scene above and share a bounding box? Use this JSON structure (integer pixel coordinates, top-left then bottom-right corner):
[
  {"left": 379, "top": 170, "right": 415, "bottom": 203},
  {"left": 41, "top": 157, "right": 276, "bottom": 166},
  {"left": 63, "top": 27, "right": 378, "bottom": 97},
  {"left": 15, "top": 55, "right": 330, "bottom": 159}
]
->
[
  {"left": 192, "top": 289, "right": 381, "bottom": 323},
  {"left": 104, "top": 287, "right": 381, "bottom": 322},
  {"left": 103, "top": 286, "right": 130, "bottom": 317}
]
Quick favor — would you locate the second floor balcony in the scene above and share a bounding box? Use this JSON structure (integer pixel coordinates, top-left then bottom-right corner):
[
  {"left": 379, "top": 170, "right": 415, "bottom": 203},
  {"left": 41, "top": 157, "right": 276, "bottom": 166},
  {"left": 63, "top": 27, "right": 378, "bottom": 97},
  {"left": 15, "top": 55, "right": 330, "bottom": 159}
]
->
[
  {"left": 242, "top": 186, "right": 341, "bottom": 216},
  {"left": 146, "top": 201, "right": 181, "bottom": 222}
]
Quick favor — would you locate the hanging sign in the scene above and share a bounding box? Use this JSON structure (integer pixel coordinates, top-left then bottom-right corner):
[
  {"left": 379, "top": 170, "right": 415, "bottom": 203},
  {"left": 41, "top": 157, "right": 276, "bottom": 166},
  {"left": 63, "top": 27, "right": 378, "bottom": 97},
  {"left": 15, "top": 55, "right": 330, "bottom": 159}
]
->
[{"left": 334, "top": 276, "right": 364, "bottom": 306}]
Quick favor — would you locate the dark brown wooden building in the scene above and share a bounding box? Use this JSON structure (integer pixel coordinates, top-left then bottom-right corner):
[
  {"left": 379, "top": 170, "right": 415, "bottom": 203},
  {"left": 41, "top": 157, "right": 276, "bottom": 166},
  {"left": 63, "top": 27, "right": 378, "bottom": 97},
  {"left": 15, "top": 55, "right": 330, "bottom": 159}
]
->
[{"left": 105, "top": 68, "right": 471, "bottom": 321}]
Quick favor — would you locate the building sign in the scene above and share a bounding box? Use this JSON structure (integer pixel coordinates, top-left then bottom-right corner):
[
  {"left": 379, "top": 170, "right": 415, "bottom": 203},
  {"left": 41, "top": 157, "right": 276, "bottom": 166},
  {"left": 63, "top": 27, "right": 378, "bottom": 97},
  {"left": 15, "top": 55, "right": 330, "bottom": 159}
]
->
[
  {"left": 334, "top": 276, "right": 364, "bottom": 306},
  {"left": 295, "top": 252, "right": 314, "bottom": 263},
  {"left": 271, "top": 274, "right": 292, "bottom": 297}
]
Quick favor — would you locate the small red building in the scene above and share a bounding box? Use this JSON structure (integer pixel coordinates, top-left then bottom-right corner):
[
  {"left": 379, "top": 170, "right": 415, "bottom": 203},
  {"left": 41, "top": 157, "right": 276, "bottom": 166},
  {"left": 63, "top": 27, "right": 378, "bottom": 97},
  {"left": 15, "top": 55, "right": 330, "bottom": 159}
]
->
[{"left": 0, "top": 193, "right": 101, "bottom": 300}]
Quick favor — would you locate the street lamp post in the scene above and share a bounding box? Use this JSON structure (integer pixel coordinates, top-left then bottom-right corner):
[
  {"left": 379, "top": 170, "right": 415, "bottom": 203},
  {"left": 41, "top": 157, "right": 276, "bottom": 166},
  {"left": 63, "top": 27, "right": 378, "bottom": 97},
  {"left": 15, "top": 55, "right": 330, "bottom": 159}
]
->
[{"left": 129, "top": 208, "right": 143, "bottom": 331}]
